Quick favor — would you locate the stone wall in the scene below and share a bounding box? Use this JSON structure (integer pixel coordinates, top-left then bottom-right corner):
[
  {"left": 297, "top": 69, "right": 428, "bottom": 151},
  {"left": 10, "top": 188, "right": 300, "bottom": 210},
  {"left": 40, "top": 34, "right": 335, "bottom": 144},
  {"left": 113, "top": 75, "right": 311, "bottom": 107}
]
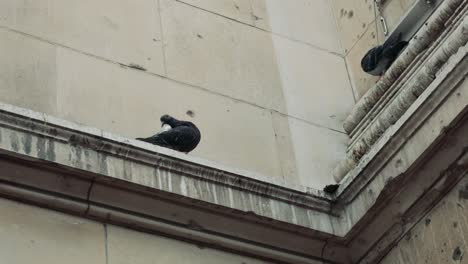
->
[
  {"left": 0, "top": 197, "right": 271, "bottom": 264},
  {"left": 379, "top": 176, "right": 468, "bottom": 264},
  {"left": 0, "top": 0, "right": 355, "bottom": 189}
]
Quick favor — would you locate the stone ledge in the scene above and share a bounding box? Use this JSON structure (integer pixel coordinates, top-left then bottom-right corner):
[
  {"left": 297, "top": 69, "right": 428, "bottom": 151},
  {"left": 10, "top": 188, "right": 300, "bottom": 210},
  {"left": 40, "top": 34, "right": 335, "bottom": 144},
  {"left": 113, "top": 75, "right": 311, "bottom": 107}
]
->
[
  {"left": 0, "top": 102, "right": 347, "bottom": 263},
  {"left": 0, "top": 159, "right": 342, "bottom": 264},
  {"left": 342, "top": 0, "right": 465, "bottom": 135},
  {"left": 334, "top": 8, "right": 468, "bottom": 182},
  {"left": 336, "top": 43, "right": 468, "bottom": 198},
  {"left": 0, "top": 102, "right": 332, "bottom": 210}
]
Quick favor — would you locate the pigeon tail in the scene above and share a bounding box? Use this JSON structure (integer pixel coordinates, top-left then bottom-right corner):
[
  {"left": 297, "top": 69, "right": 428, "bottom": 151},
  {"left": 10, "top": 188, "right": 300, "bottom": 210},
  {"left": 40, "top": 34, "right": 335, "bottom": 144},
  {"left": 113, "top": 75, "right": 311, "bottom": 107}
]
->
[
  {"left": 137, "top": 114, "right": 201, "bottom": 153},
  {"left": 382, "top": 32, "right": 402, "bottom": 51},
  {"left": 382, "top": 32, "right": 408, "bottom": 59},
  {"left": 136, "top": 135, "right": 172, "bottom": 149}
]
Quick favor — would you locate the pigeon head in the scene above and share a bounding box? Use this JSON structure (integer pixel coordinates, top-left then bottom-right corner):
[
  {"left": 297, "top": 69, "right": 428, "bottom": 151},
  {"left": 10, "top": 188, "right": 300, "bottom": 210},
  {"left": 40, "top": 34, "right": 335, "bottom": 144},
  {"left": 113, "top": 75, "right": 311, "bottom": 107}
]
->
[{"left": 160, "top": 114, "right": 173, "bottom": 125}]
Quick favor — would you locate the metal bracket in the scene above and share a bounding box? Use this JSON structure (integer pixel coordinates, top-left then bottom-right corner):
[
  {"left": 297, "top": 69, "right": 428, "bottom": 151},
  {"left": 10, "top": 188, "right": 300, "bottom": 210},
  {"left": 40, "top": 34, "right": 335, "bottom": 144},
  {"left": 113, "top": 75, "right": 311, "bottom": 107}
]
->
[
  {"left": 382, "top": 0, "right": 444, "bottom": 42},
  {"left": 375, "top": 0, "right": 389, "bottom": 36}
]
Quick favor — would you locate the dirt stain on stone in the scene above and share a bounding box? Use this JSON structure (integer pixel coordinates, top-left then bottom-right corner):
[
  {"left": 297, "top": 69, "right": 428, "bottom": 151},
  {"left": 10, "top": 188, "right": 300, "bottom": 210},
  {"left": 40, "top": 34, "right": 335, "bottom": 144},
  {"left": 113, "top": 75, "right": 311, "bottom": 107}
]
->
[
  {"left": 186, "top": 110, "right": 195, "bottom": 117},
  {"left": 340, "top": 9, "right": 346, "bottom": 18},
  {"left": 425, "top": 218, "right": 431, "bottom": 226},
  {"left": 71, "top": 146, "right": 83, "bottom": 168},
  {"left": 22, "top": 134, "right": 32, "bottom": 154},
  {"left": 452, "top": 246, "right": 463, "bottom": 261},
  {"left": 10, "top": 132, "right": 19, "bottom": 152},
  {"left": 405, "top": 231, "right": 412, "bottom": 241},
  {"left": 123, "top": 160, "right": 133, "bottom": 180},
  {"left": 460, "top": 189, "right": 468, "bottom": 200},
  {"left": 47, "top": 140, "right": 56, "bottom": 162},
  {"left": 127, "top": 63, "right": 147, "bottom": 71},
  {"left": 99, "top": 154, "right": 109, "bottom": 175},
  {"left": 36, "top": 137, "right": 47, "bottom": 159}
]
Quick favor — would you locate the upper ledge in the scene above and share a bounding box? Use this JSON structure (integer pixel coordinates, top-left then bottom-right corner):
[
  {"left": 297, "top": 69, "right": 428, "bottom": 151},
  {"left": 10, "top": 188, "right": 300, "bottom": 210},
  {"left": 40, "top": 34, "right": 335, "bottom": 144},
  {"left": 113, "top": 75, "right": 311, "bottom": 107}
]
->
[
  {"left": 342, "top": 0, "right": 465, "bottom": 135},
  {"left": 336, "top": 41, "right": 468, "bottom": 199},
  {"left": 334, "top": 2, "right": 468, "bottom": 182},
  {"left": 0, "top": 102, "right": 350, "bottom": 264},
  {"left": 0, "top": 102, "right": 331, "bottom": 204}
]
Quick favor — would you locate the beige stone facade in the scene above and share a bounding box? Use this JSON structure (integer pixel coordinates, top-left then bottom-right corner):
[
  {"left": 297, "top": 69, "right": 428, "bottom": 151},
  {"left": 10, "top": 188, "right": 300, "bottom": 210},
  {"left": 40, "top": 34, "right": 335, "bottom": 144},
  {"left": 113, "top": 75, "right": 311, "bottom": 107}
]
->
[
  {"left": 0, "top": 197, "right": 270, "bottom": 264},
  {"left": 379, "top": 177, "right": 468, "bottom": 264},
  {"left": 0, "top": 0, "right": 467, "bottom": 263}
]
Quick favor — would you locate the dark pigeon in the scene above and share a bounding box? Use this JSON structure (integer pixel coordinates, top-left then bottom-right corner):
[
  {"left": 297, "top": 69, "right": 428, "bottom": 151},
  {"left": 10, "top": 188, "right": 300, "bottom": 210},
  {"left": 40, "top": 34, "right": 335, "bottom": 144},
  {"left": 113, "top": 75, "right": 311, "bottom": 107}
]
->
[
  {"left": 361, "top": 32, "right": 408, "bottom": 76},
  {"left": 323, "top": 184, "right": 340, "bottom": 194},
  {"left": 136, "top": 114, "right": 201, "bottom": 153}
]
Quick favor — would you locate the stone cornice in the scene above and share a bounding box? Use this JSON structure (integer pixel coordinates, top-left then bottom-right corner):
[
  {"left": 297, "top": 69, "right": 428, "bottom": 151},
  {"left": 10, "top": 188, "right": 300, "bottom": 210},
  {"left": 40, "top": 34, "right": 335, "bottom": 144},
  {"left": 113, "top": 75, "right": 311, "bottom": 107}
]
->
[
  {"left": 342, "top": 0, "right": 465, "bottom": 135},
  {"left": 0, "top": 103, "right": 346, "bottom": 263},
  {"left": 334, "top": 2, "right": 468, "bottom": 182},
  {"left": 336, "top": 45, "right": 468, "bottom": 204},
  {"left": 0, "top": 103, "right": 332, "bottom": 211}
]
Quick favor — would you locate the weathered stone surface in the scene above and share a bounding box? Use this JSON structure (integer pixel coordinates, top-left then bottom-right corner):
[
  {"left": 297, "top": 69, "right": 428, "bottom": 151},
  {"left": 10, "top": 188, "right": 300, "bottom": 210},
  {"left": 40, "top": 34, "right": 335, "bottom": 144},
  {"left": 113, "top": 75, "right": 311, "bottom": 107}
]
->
[
  {"left": 251, "top": 0, "right": 342, "bottom": 53},
  {"left": 0, "top": 101, "right": 332, "bottom": 224},
  {"left": 335, "top": 7, "right": 468, "bottom": 181},
  {"left": 0, "top": 66, "right": 466, "bottom": 262},
  {"left": 345, "top": 21, "right": 381, "bottom": 99},
  {"left": 331, "top": 0, "right": 376, "bottom": 53},
  {"left": 379, "top": 177, "right": 468, "bottom": 264},
  {"left": 160, "top": 0, "right": 286, "bottom": 112},
  {"left": 0, "top": 0, "right": 466, "bottom": 263},
  {"left": 271, "top": 34, "right": 354, "bottom": 131},
  {"left": 175, "top": 0, "right": 255, "bottom": 25},
  {"left": 287, "top": 117, "right": 348, "bottom": 189},
  {"left": 0, "top": 28, "right": 57, "bottom": 115},
  {"left": 0, "top": 198, "right": 106, "bottom": 264},
  {"left": 0, "top": 0, "right": 165, "bottom": 75},
  {"left": 342, "top": 0, "right": 466, "bottom": 134},
  {"left": 107, "top": 225, "right": 273, "bottom": 264},
  {"left": 270, "top": 112, "right": 299, "bottom": 182}
]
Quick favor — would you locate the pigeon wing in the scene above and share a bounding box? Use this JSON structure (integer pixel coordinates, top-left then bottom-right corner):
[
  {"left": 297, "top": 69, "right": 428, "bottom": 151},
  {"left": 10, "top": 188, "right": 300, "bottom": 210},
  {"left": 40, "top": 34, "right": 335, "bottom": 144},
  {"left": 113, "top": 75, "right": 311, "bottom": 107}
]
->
[
  {"left": 136, "top": 134, "right": 172, "bottom": 148},
  {"left": 154, "top": 126, "right": 200, "bottom": 152},
  {"left": 361, "top": 45, "right": 384, "bottom": 73}
]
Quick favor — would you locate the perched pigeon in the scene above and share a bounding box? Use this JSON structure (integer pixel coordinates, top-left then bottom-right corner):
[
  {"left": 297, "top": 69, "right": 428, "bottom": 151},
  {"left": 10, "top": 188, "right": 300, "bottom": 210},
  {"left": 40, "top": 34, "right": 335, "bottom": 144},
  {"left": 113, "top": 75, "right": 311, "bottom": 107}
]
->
[
  {"left": 136, "top": 114, "right": 201, "bottom": 153},
  {"left": 361, "top": 32, "right": 408, "bottom": 76},
  {"left": 323, "top": 184, "right": 340, "bottom": 194}
]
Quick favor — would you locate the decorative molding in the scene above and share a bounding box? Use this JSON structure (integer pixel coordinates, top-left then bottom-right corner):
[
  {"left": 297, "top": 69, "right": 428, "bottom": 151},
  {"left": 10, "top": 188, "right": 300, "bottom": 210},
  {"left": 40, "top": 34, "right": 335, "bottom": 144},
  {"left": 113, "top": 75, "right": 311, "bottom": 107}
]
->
[
  {"left": 0, "top": 103, "right": 349, "bottom": 264},
  {"left": 0, "top": 103, "right": 332, "bottom": 212},
  {"left": 337, "top": 43, "right": 467, "bottom": 202},
  {"left": 334, "top": 5, "right": 468, "bottom": 182},
  {"left": 343, "top": 0, "right": 465, "bottom": 135}
]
